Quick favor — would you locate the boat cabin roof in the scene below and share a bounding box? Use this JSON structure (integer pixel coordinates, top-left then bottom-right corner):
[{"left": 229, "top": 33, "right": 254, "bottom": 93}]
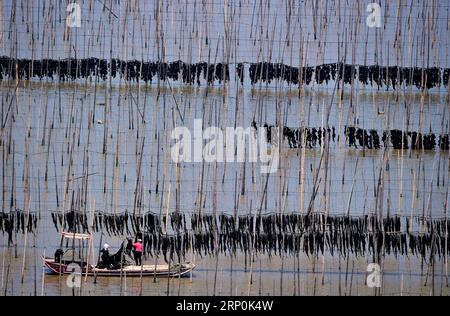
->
[{"left": 61, "top": 232, "right": 92, "bottom": 240}]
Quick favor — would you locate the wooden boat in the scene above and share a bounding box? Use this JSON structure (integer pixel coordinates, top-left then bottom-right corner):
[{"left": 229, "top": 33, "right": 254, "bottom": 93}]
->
[
  {"left": 43, "top": 231, "right": 195, "bottom": 278},
  {"left": 43, "top": 257, "right": 195, "bottom": 277}
]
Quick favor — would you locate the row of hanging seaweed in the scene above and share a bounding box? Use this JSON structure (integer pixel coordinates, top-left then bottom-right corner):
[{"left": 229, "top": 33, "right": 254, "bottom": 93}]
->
[
  {"left": 1, "top": 57, "right": 449, "bottom": 89},
  {"left": 0, "top": 209, "right": 39, "bottom": 245},
  {"left": 0, "top": 57, "right": 229, "bottom": 84},
  {"left": 49, "top": 210, "right": 450, "bottom": 261},
  {"left": 243, "top": 62, "right": 450, "bottom": 89},
  {"left": 258, "top": 124, "right": 450, "bottom": 150},
  {"left": 344, "top": 127, "right": 449, "bottom": 150}
]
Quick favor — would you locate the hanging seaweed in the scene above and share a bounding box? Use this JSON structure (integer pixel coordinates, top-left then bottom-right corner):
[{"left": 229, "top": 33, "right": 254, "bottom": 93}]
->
[
  {"left": 0, "top": 57, "right": 230, "bottom": 85},
  {"left": 245, "top": 61, "right": 446, "bottom": 89},
  {"left": 47, "top": 210, "right": 450, "bottom": 260},
  {"left": 0, "top": 209, "right": 38, "bottom": 245}
]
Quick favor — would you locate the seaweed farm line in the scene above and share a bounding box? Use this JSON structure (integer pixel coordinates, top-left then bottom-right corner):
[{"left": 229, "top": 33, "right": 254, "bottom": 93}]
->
[{"left": 1, "top": 0, "right": 450, "bottom": 296}]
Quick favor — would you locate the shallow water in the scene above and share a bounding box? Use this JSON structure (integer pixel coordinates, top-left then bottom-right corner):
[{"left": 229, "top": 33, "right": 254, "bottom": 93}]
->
[
  {"left": 1, "top": 0, "right": 450, "bottom": 296},
  {"left": 1, "top": 246, "right": 448, "bottom": 296},
  {"left": 1, "top": 82, "right": 448, "bottom": 218},
  {"left": 1, "top": 81, "right": 449, "bottom": 296}
]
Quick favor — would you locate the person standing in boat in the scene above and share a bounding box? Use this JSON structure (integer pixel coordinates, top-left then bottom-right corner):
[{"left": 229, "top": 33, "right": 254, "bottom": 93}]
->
[
  {"left": 132, "top": 238, "right": 143, "bottom": 266},
  {"left": 125, "top": 238, "right": 133, "bottom": 256},
  {"left": 100, "top": 243, "right": 110, "bottom": 268}
]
